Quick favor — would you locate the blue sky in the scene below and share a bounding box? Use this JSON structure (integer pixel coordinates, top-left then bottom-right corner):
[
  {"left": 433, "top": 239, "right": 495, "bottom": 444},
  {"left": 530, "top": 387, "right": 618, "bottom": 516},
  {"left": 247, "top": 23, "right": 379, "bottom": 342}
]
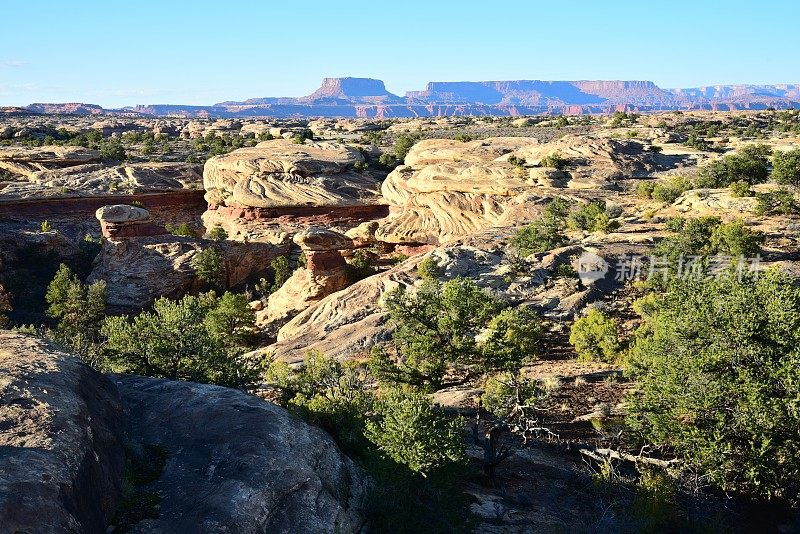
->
[{"left": 1, "top": 0, "right": 798, "bottom": 107}]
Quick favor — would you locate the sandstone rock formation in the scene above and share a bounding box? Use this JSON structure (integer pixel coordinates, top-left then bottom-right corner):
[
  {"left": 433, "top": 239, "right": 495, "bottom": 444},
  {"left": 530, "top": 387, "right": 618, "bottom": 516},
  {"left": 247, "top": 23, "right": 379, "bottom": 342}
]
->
[
  {"left": 376, "top": 137, "right": 545, "bottom": 245},
  {"left": 202, "top": 139, "right": 385, "bottom": 241},
  {"left": 0, "top": 161, "right": 203, "bottom": 201},
  {"left": 0, "top": 332, "right": 125, "bottom": 533},
  {"left": 0, "top": 331, "right": 367, "bottom": 533},
  {"left": 96, "top": 204, "right": 165, "bottom": 239},
  {"left": 114, "top": 375, "right": 367, "bottom": 533},
  {"left": 376, "top": 135, "right": 686, "bottom": 246},
  {"left": 90, "top": 236, "right": 290, "bottom": 310},
  {"left": 262, "top": 231, "right": 640, "bottom": 364},
  {"left": 259, "top": 227, "right": 353, "bottom": 327},
  {"left": 0, "top": 145, "right": 100, "bottom": 177}
]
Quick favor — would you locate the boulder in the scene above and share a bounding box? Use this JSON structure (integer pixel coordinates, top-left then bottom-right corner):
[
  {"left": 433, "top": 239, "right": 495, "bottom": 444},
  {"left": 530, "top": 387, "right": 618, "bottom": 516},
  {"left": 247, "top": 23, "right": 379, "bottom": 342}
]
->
[
  {"left": 293, "top": 226, "right": 354, "bottom": 251},
  {"left": 113, "top": 375, "right": 367, "bottom": 533},
  {"left": 96, "top": 204, "right": 165, "bottom": 239},
  {"left": 376, "top": 137, "right": 544, "bottom": 245},
  {"left": 0, "top": 332, "right": 125, "bottom": 533}
]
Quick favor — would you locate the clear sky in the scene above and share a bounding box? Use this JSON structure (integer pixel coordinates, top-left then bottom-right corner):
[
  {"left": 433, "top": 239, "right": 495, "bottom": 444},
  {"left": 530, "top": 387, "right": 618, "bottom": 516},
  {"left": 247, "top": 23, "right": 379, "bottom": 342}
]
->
[{"left": 1, "top": 0, "right": 798, "bottom": 107}]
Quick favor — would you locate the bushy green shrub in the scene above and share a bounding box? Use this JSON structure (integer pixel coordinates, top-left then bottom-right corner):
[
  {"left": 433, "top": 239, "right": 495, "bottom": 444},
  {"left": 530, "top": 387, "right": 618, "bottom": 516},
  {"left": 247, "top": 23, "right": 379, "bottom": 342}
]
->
[
  {"left": 755, "top": 188, "right": 799, "bottom": 216},
  {"left": 366, "top": 388, "right": 465, "bottom": 475},
  {"left": 540, "top": 152, "right": 569, "bottom": 170},
  {"left": 191, "top": 247, "right": 225, "bottom": 290},
  {"left": 481, "top": 371, "right": 542, "bottom": 421},
  {"left": 651, "top": 176, "right": 694, "bottom": 204},
  {"left": 695, "top": 144, "right": 771, "bottom": 188},
  {"left": 567, "top": 200, "right": 619, "bottom": 233},
  {"left": 207, "top": 224, "right": 228, "bottom": 241},
  {"left": 370, "top": 278, "right": 539, "bottom": 389},
  {"left": 569, "top": 308, "right": 621, "bottom": 362},
  {"left": 510, "top": 198, "right": 570, "bottom": 256},
  {"left": 728, "top": 180, "right": 754, "bottom": 198},
  {"left": 636, "top": 181, "right": 656, "bottom": 199},
  {"left": 626, "top": 270, "right": 800, "bottom": 502},
  {"left": 102, "top": 292, "right": 261, "bottom": 388},
  {"left": 708, "top": 219, "right": 764, "bottom": 257},
  {"left": 392, "top": 134, "right": 419, "bottom": 161},
  {"left": 656, "top": 216, "right": 761, "bottom": 262},
  {"left": 416, "top": 256, "right": 441, "bottom": 280},
  {"left": 772, "top": 148, "right": 800, "bottom": 186},
  {"left": 45, "top": 264, "right": 106, "bottom": 364},
  {"left": 165, "top": 223, "right": 197, "bottom": 237}
]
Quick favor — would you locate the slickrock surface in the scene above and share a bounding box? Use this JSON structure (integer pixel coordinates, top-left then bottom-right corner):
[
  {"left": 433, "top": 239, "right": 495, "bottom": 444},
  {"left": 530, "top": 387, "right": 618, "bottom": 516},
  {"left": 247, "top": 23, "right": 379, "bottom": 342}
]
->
[
  {"left": 202, "top": 139, "right": 386, "bottom": 241},
  {"left": 0, "top": 332, "right": 367, "bottom": 533},
  {"left": 0, "top": 333, "right": 125, "bottom": 533},
  {"left": 114, "top": 375, "right": 367, "bottom": 534},
  {"left": 203, "top": 139, "right": 377, "bottom": 209}
]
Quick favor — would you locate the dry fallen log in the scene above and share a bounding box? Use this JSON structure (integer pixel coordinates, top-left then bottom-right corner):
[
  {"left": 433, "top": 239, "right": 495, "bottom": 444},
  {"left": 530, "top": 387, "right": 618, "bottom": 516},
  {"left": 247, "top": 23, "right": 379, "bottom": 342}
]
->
[{"left": 578, "top": 446, "right": 681, "bottom": 469}]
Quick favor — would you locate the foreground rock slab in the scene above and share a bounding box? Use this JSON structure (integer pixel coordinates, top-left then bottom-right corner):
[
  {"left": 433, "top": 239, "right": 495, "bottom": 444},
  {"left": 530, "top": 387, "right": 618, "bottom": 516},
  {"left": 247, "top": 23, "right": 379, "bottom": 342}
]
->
[
  {"left": 0, "top": 332, "right": 125, "bottom": 533},
  {"left": 114, "top": 375, "right": 368, "bottom": 533}
]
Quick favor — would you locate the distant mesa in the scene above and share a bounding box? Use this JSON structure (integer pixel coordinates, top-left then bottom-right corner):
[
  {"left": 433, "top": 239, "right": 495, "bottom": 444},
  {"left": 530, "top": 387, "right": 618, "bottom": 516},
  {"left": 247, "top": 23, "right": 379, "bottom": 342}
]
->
[{"left": 22, "top": 77, "right": 800, "bottom": 118}]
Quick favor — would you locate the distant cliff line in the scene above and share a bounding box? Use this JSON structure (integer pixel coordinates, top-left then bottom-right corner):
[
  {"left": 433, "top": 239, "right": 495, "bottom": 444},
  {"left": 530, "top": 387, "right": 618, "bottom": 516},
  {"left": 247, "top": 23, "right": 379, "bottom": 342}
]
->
[{"left": 18, "top": 77, "right": 800, "bottom": 118}]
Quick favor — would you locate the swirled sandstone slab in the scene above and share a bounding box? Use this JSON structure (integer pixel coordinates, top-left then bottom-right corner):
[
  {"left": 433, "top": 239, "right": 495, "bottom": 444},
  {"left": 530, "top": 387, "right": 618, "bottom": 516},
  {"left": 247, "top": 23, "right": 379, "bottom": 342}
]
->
[
  {"left": 376, "top": 135, "right": 685, "bottom": 245},
  {"left": 203, "top": 139, "right": 380, "bottom": 209},
  {"left": 0, "top": 161, "right": 203, "bottom": 201},
  {"left": 376, "top": 138, "right": 543, "bottom": 245}
]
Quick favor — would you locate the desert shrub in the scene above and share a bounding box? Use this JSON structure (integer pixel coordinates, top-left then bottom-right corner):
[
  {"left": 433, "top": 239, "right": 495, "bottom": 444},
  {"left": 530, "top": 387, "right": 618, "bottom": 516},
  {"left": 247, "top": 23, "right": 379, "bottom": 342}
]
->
[
  {"left": 282, "top": 351, "right": 374, "bottom": 454},
  {"left": 709, "top": 219, "right": 764, "bottom": 257},
  {"left": 728, "top": 180, "right": 754, "bottom": 197},
  {"left": 632, "top": 469, "right": 678, "bottom": 527},
  {"left": 393, "top": 134, "right": 419, "bottom": 161},
  {"left": 772, "top": 148, "right": 800, "bottom": 186},
  {"left": 755, "top": 188, "right": 799, "bottom": 216},
  {"left": 45, "top": 264, "right": 107, "bottom": 365},
  {"left": 207, "top": 224, "right": 228, "bottom": 241},
  {"left": 696, "top": 145, "right": 771, "bottom": 187},
  {"left": 507, "top": 154, "right": 526, "bottom": 168},
  {"left": 540, "top": 152, "right": 569, "bottom": 170},
  {"left": 626, "top": 270, "right": 800, "bottom": 502},
  {"left": 651, "top": 176, "right": 693, "bottom": 204},
  {"left": 366, "top": 388, "right": 465, "bottom": 475},
  {"left": 191, "top": 247, "right": 225, "bottom": 290},
  {"left": 510, "top": 198, "right": 570, "bottom": 256},
  {"left": 567, "top": 200, "right": 619, "bottom": 233},
  {"left": 656, "top": 216, "right": 720, "bottom": 262},
  {"left": 636, "top": 181, "right": 656, "bottom": 198},
  {"left": 683, "top": 132, "right": 712, "bottom": 151},
  {"left": 481, "top": 371, "right": 543, "bottom": 421},
  {"left": 100, "top": 139, "right": 127, "bottom": 162},
  {"left": 353, "top": 160, "right": 368, "bottom": 172},
  {"left": 569, "top": 308, "right": 621, "bottom": 362},
  {"left": 346, "top": 249, "right": 376, "bottom": 283},
  {"left": 416, "top": 256, "right": 441, "bottom": 280},
  {"left": 269, "top": 255, "right": 292, "bottom": 293},
  {"left": 377, "top": 152, "right": 399, "bottom": 170},
  {"left": 165, "top": 222, "right": 196, "bottom": 237},
  {"left": 454, "top": 133, "right": 474, "bottom": 142},
  {"left": 102, "top": 292, "right": 262, "bottom": 388},
  {"left": 267, "top": 351, "right": 473, "bottom": 532},
  {"left": 370, "top": 278, "right": 539, "bottom": 389},
  {"left": 40, "top": 220, "right": 53, "bottom": 233}
]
